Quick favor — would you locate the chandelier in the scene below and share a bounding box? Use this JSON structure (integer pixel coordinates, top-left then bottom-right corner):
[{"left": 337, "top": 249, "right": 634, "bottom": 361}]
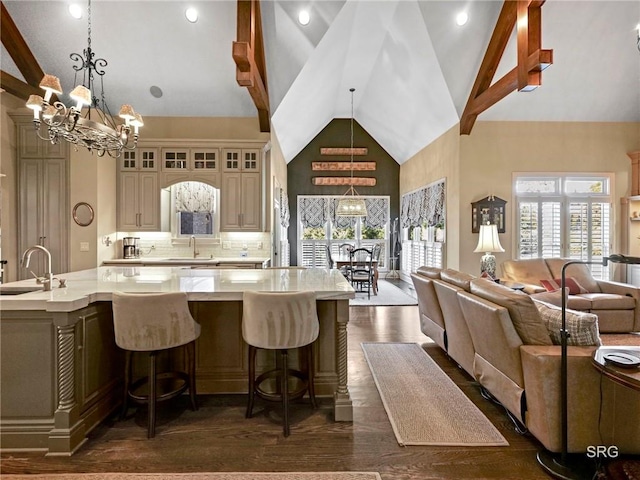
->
[
  {"left": 336, "top": 88, "right": 367, "bottom": 217},
  {"left": 25, "top": 0, "right": 141, "bottom": 158}
]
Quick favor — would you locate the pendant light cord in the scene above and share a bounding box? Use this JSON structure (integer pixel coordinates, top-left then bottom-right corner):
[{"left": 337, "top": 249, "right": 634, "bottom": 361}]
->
[{"left": 350, "top": 87, "right": 355, "bottom": 190}]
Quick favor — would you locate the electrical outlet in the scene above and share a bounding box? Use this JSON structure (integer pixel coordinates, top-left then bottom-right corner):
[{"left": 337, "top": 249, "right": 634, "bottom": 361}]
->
[
  {"left": 223, "top": 241, "right": 231, "bottom": 250},
  {"left": 80, "top": 242, "right": 89, "bottom": 252},
  {"left": 257, "top": 241, "right": 263, "bottom": 249}
]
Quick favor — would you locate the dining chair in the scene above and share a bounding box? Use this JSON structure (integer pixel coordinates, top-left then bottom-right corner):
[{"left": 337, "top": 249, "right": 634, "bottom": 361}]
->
[
  {"left": 325, "top": 245, "right": 335, "bottom": 269},
  {"left": 349, "top": 247, "right": 374, "bottom": 299}
]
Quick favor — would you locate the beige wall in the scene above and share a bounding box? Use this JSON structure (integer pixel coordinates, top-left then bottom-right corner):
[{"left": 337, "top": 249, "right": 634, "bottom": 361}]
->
[
  {"left": 399, "top": 125, "right": 461, "bottom": 269},
  {"left": 141, "top": 116, "right": 269, "bottom": 141},
  {"left": 400, "top": 120, "right": 640, "bottom": 276}
]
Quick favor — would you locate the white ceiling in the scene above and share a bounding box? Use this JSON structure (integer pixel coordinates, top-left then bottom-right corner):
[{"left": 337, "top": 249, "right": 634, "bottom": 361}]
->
[{"left": 2, "top": 0, "right": 639, "bottom": 165}]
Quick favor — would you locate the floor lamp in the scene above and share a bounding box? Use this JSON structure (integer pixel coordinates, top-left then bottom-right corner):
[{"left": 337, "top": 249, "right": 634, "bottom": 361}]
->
[{"left": 537, "top": 254, "right": 640, "bottom": 480}]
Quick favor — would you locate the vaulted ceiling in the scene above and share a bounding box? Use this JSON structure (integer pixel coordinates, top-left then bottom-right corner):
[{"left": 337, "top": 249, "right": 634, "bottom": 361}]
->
[{"left": 2, "top": 1, "right": 639, "bottom": 165}]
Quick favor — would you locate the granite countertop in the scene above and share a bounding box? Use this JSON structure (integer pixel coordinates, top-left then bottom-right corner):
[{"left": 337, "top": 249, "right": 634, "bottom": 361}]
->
[
  {"left": 0, "top": 267, "right": 354, "bottom": 313},
  {"left": 102, "top": 257, "right": 271, "bottom": 266}
]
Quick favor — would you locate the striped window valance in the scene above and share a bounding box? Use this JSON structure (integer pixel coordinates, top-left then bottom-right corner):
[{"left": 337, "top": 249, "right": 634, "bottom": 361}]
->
[{"left": 401, "top": 179, "right": 445, "bottom": 228}]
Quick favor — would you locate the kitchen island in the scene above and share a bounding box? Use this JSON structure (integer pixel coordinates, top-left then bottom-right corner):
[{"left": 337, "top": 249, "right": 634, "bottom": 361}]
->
[{"left": 0, "top": 267, "right": 354, "bottom": 455}]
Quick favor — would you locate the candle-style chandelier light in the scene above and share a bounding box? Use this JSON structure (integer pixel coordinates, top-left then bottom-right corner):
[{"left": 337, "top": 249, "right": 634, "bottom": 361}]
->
[{"left": 25, "top": 0, "right": 142, "bottom": 158}]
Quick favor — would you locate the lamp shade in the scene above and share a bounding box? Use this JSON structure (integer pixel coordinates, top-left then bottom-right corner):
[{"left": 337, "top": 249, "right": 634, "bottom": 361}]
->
[
  {"left": 474, "top": 223, "right": 504, "bottom": 253},
  {"left": 70, "top": 85, "right": 92, "bottom": 108},
  {"left": 336, "top": 196, "right": 367, "bottom": 217},
  {"left": 39, "top": 74, "right": 63, "bottom": 96},
  {"left": 26, "top": 94, "right": 44, "bottom": 112},
  {"left": 118, "top": 104, "right": 135, "bottom": 121}
]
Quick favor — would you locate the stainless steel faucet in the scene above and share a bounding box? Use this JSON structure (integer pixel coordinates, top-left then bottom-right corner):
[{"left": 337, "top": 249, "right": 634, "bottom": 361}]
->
[
  {"left": 189, "top": 235, "right": 200, "bottom": 258},
  {"left": 21, "top": 245, "right": 53, "bottom": 291}
]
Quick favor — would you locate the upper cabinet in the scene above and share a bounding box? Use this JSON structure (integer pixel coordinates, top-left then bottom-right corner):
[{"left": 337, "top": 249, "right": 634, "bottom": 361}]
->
[
  {"left": 116, "top": 142, "right": 264, "bottom": 233},
  {"left": 17, "top": 123, "right": 67, "bottom": 159},
  {"left": 220, "top": 149, "right": 263, "bottom": 231},
  {"left": 117, "top": 148, "right": 160, "bottom": 231}
]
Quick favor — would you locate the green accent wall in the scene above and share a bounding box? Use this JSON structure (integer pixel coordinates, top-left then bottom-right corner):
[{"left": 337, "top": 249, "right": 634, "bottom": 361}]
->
[{"left": 287, "top": 119, "right": 400, "bottom": 266}]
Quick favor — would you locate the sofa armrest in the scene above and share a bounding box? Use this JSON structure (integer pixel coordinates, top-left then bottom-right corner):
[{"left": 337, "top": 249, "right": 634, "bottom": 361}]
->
[
  {"left": 597, "top": 279, "right": 640, "bottom": 298},
  {"left": 520, "top": 345, "right": 640, "bottom": 454}
]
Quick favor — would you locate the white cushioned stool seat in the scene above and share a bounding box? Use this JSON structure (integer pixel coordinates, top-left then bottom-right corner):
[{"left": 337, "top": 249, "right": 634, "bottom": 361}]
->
[
  {"left": 112, "top": 291, "right": 201, "bottom": 438},
  {"left": 242, "top": 290, "right": 319, "bottom": 436}
]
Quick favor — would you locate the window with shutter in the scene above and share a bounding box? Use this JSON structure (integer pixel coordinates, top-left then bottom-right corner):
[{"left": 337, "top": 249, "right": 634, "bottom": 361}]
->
[{"left": 515, "top": 174, "right": 612, "bottom": 279}]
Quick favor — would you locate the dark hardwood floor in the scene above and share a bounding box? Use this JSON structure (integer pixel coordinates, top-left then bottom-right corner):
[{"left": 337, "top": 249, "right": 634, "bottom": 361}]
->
[{"left": 0, "top": 298, "right": 576, "bottom": 479}]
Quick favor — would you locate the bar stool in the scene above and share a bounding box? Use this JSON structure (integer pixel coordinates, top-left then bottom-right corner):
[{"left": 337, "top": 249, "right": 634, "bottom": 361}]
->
[
  {"left": 112, "top": 291, "right": 201, "bottom": 438},
  {"left": 242, "top": 290, "right": 319, "bottom": 436}
]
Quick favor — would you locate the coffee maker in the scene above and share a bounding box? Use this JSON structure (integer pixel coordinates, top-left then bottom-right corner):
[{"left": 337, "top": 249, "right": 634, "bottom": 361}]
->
[{"left": 123, "top": 237, "right": 140, "bottom": 259}]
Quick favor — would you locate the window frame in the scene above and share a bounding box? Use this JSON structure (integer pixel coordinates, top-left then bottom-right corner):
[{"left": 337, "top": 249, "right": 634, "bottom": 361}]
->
[{"left": 513, "top": 173, "right": 613, "bottom": 278}]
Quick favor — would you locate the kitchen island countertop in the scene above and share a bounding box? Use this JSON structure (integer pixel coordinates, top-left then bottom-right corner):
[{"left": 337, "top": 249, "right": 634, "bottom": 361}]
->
[{"left": 0, "top": 266, "right": 354, "bottom": 312}]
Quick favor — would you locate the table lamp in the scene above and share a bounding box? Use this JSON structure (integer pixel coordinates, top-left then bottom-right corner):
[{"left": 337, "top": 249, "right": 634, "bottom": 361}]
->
[{"left": 473, "top": 223, "right": 504, "bottom": 278}]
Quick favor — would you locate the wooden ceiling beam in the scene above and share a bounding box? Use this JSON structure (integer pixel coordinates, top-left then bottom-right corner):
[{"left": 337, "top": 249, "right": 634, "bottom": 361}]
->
[
  {"left": 233, "top": 0, "right": 270, "bottom": 132},
  {"left": 0, "top": 2, "right": 44, "bottom": 89},
  {"left": 460, "top": 0, "right": 553, "bottom": 135},
  {"left": 0, "top": 69, "right": 39, "bottom": 100}
]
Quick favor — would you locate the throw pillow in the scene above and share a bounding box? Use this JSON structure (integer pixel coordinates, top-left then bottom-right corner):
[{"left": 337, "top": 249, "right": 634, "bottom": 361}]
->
[
  {"left": 534, "top": 300, "right": 602, "bottom": 346},
  {"left": 540, "top": 277, "right": 588, "bottom": 295}
]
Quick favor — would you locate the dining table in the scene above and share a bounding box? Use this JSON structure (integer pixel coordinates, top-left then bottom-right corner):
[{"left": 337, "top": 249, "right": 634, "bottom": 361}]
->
[{"left": 334, "top": 255, "right": 379, "bottom": 295}]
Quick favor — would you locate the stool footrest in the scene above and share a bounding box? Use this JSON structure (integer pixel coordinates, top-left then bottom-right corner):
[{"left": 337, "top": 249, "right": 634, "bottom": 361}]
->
[
  {"left": 254, "top": 368, "right": 309, "bottom": 402},
  {"left": 128, "top": 371, "right": 190, "bottom": 404}
]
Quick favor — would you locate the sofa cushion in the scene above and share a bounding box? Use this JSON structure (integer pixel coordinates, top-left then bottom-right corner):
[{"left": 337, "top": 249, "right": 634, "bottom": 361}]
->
[
  {"left": 540, "top": 277, "right": 588, "bottom": 295},
  {"left": 416, "top": 266, "right": 442, "bottom": 279},
  {"left": 533, "top": 300, "right": 602, "bottom": 346},
  {"left": 440, "top": 269, "right": 475, "bottom": 292},
  {"left": 502, "top": 258, "right": 553, "bottom": 285},
  {"left": 582, "top": 293, "right": 636, "bottom": 310},
  {"left": 544, "top": 259, "right": 601, "bottom": 293},
  {"left": 470, "top": 278, "right": 553, "bottom": 345}
]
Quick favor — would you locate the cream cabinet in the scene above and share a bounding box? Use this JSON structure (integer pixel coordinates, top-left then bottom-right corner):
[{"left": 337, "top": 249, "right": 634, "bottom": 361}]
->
[
  {"left": 117, "top": 148, "right": 160, "bottom": 231},
  {"left": 221, "top": 148, "right": 262, "bottom": 231},
  {"left": 15, "top": 117, "right": 69, "bottom": 280},
  {"left": 160, "top": 148, "right": 219, "bottom": 188}
]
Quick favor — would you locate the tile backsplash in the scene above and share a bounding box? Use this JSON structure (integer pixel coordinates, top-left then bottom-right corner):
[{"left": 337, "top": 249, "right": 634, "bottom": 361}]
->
[{"left": 114, "top": 232, "right": 271, "bottom": 259}]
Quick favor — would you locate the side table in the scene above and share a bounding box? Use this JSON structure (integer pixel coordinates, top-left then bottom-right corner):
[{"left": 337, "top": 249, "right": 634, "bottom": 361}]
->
[{"left": 592, "top": 346, "right": 640, "bottom": 391}]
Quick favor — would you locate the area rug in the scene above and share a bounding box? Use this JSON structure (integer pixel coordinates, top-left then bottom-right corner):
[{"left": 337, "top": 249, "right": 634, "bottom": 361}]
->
[
  {"left": 350, "top": 279, "right": 417, "bottom": 306},
  {"left": 361, "top": 342, "right": 509, "bottom": 447},
  {"left": 1, "top": 473, "right": 382, "bottom": 480}
]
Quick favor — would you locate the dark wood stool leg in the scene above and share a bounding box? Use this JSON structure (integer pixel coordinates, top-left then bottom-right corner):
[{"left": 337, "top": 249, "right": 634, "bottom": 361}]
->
[
  {"left": 246, "top": 345, "right": 257, "bottom": 418},
  {"left": 186, "top": 341, "right": 198, "bottom": 411},
  {"left": 121, "top": 350, "right": 132, "bottom": 420},
  {"left": 306, "top": 343, "right": 318, "bottom": 409},
  {"left": 148, "top": 351, "right": 157, "bottom": 439},
  {"left": 281, "top": 349, "right": 290, "bottom": 437}
]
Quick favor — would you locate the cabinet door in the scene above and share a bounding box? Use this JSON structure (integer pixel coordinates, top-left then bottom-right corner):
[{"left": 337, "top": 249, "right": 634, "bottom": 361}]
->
[
  {"left": 222, "top": 149, "right": 241, "bottom": 172},
  {"left": 42, "top": 159, "right": 68, "bottom": 275},
  {"left": 161, "top": 149, "right": 189, "bottom": 172},
  {"left": 118, "top": 172, "right": 140, "bottom": 230},
  {"left": 241, "top": 149, "right": 260, "bottom": 172},
  {"left": 18, "top": 158, "right": 68, "bottom": 278},
  {"left": 18, "top": 124, "right": 67, "bottom": 159},
  {"left": 138, "top": 172, "right": 159, "bottom": 230},
  {"left": 240, "top": 172, "right": 261, "bottom": 230},
  {"left": 220, "top": 173, "right": 242, "bottom": 231},
  {"left": 19, "top": 159, "right": 44, "bottom": 277},
  {"left": 191, "top": 148, "right": 219, "bottom": 173}
]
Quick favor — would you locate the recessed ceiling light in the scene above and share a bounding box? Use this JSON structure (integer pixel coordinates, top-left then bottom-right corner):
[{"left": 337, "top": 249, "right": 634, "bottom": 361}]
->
[
  {"left": 185, "top": 7, "right": 198, "bottom": 23},
  {"left": 456, "top": 11, "right": 468, "bottom": 26},
  {"left": 68, "top": 3, "right": 83, "bottom": 19},
  {"left": 298, "top": 10, "right": 310, "bottom": 26}
]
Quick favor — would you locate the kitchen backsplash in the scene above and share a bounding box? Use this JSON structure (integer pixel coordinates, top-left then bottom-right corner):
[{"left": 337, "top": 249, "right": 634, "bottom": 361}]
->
[{"left": 114, "top": 232, "right": 271, "bottom": 259}]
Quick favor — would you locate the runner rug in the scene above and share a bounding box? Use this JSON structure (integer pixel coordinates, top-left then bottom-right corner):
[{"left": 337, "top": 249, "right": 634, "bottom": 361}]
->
[
  {"left": 2, "top": 473, "right": 382, "bottom": 480},
  {"left": 361, "top": 342, "right": 509, "bottom": 447}
]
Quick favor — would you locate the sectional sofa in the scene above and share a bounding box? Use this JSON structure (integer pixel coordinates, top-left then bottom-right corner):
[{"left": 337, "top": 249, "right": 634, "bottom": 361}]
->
[{"left": 411, "top": 266, "right": 640, "bottom": 454}]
